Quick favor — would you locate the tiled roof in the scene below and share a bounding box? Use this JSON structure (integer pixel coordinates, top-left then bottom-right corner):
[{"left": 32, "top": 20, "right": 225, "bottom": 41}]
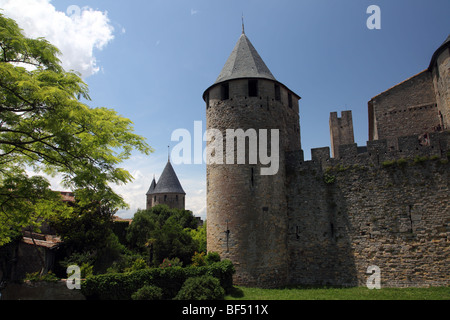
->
[
  {"left": 22, "top": 232, "right": 61, "bottom": 249},
  {"left": 150, "top": 161, "right": 185, "bottom": 195},
  {"left": 214, "top": 33, "right": 276, "bottom": 84}
]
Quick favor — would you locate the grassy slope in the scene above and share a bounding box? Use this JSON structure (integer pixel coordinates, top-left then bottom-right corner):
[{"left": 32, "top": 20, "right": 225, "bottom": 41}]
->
[{"left": 225, "top": 286, "right": 450, "bottom": 300}]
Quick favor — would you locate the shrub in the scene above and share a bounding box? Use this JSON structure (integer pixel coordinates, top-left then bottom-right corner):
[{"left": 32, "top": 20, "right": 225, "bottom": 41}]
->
[
  {"left": 191, "top": 252, "right": 206, "bottom": 266},
  {"left": 204, "top": 259, "right": 235, "bottom": 292},
  {"left": 125, "top": 258, "right": 148, "bottom": 272},
  {"left": 159, "top": 257, "right": 183, "bottom": 268},
  {"left": 131, "top": 285, "right": 163, "bottom": 300},
  {"left": 205, "top": 252, "right": 221, "bottom": 265},
  {"left": 174, "top": 276, "right": 225, "bottom": 300},
  {"left": 24, "top": 271, "right": 59, "bottom": 283},
  {"left": 82, "top": 260, "right": 235, "bottom": 300}
]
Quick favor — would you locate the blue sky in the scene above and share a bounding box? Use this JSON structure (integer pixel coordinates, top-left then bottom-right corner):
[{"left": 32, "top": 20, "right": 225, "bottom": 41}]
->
[{"left": 2, "top": 0, "right": 449, "bottom": 220}]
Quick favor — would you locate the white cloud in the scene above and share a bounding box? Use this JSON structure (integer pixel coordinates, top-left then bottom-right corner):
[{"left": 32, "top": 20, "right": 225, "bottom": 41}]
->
[
  {"left": 190, "top": 9, "right": 199, "bottom": 15},
  {"left": 0, "top": 0, "right": 115, "bottom": 78}
]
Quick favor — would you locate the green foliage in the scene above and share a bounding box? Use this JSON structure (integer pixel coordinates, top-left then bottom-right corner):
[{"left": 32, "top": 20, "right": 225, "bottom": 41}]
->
[
  {"left": 396, "top": 158, "right": 408, "bottom": 166},
  {"left": 191, "top": 252, "right": 206, "bottom": 267},
  {"left": 188, "top": 222, "right": 207, "bottom": 253},
  {"left": 323, "top": 172, "right": 336, "bottom": 185},
  {"left": 413, "top": 156, "right": 429, "bottom": 164},
  {"left": 174, "top": 276, "right": 225, "bottom": 300},
  {"left": 0, "top": 13, "right": 152, "bottom": 245},
  {"left": 152, "top": 217, "right": 197, "bottom": 266},
  {"left": 159, "top": 257, "right": 183, "bottom": 268},
  {"left": 382, "top": 160, "right": 396, "bottom": 167},
  {"left": 82, "top": 260, "right": 235, "bottom": 300},
  {"left": 51, "top": 202, "right": 128, "bottom": 274},
  {"left": 191, "top": 251, "right": 221, "bottom": 267},
  {"left": 131, "top": 285, "right": 163, "bottom": 300},
  {"left": 0, "top": 173, "right": 72, "bottom": 245},
  {"left": 51, "top": 203, "right": 116, "bottom": 253},
  {"left": 125, "top": 258, "right": 148, "bottom": 272},
  {"left": 24, "top": 271, "right": 59, "bottom": 283},
  {"left": 126, "top": 205, "right": 198, "bottom": 266},
  {"left": 205, "top": 252, "right": 221, "bottom": 265}
]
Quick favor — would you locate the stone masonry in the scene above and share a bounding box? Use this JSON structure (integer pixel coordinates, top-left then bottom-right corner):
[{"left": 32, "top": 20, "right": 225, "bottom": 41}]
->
[{"left": 204, "top": 31, "right": 450, "bottom": 288}]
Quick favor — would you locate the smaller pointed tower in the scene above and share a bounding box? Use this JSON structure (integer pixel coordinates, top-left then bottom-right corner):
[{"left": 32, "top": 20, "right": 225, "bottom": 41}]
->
[
  {"left": 146, "top": 176, "right": 157, "bottom": 209},
  {"left": 146, "top": 160, "right": 186, "bottom": 210}
]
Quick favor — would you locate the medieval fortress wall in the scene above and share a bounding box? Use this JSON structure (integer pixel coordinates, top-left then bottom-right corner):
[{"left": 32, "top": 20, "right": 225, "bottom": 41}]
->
[
  {"left": 287, "top": 131, "right": 449, "bottom": 287},
  {"left": 204, "top": 32, "right": 450, "bottom": 288}
]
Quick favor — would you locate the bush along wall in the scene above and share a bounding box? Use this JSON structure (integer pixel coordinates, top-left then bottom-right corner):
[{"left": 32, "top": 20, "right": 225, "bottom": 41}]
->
[{"left": 81, "top": 260, "right": 235, "bottom": 300}]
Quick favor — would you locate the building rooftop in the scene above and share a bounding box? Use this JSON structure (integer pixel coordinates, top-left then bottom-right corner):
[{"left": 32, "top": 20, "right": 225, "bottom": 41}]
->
[
  {"left": 203, "top": 29, "right": 301, "bottom": 101},
  {"left": 428, "top": 34, "right": 450, "bottom": 70},
  {"left": 148, "top": 160, "right": 185, "bottom": 195},
  {"left": 146, "top": 177, "right": 157, "bottom": 195},
  {"left": 214, "top": 32, "right": 277, "bottom": 85}
]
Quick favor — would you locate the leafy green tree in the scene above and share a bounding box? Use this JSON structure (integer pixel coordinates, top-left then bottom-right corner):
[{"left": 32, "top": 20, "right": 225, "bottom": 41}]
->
[
  {"left": 126, "top": 208, "right": 158, "bottom": 251},
  {"left": 188, "top": 222, "right": 207, "bottom": 253},
  {"left": 126, "top": 205, "right": 198, "bottom": 252},
  {"left": 50, "top": 202, "right": 128, "bottom": 274},
  {"left": 152, "top": 216, "right": 197, "bottom": 266},
  {"left": 126, "top": 205, "right": 199, "bottom": 265},
  {"left": 0, "top": 14, "right": 152, "bottom": 245}
]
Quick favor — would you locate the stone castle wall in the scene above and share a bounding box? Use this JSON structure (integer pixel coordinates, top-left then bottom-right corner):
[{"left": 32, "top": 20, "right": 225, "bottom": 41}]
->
[
  {"left": 369, "top": 70, "right": 440, "bottom": 150},
  {"left": 286, "top": 131, "right": 450, "bottom": 287}
]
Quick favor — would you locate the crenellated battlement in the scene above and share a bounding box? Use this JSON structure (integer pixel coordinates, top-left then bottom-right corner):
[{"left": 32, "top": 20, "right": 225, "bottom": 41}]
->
[{"left": 288, "top": 131, "right": 450, "bottom": 171}]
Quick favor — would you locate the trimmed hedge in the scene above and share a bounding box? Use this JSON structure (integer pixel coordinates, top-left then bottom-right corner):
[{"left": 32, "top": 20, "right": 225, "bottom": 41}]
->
[
  {"left": 174, "top": 276, "right": 224, "bottom": 300},
  {"left": 81, "top": 260, "right": 235, "bottom": 300},
  {"left": 131, "top": 285, "right": 163, "bottom": 300}
]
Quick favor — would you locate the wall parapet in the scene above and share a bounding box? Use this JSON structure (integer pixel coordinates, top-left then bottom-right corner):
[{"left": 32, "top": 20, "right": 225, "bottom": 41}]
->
[{"left": 291, "top": 131, "right": 450, "bottom": 170}]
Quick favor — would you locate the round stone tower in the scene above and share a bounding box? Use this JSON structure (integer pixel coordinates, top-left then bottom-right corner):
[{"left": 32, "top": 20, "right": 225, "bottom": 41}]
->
[
  {"left": 429, "top": 34, "right": 450, "bottom": 130},
  {"left": 203, "top": 29, "right": 301, "bottom": 287}
]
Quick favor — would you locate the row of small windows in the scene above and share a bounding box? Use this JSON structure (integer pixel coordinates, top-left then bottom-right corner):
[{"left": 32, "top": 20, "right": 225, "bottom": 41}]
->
[
  {"left": 153, "top": 195, "right": 184, "bottom": 202},
  {"left": 217, "top": 80, "right": 293, "bottom": 108}
]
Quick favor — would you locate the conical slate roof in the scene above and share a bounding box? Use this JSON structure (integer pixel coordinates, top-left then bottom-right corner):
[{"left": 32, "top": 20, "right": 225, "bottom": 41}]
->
[
  {"left": 146, "top": 177, "right": 157, "bottom": 195},
  {"left": 149, "top": 161, "right": 185, "bottom": 195},
  {"left": 214, "top": 32, "right": 277, "bottom": 84},
  {"left": 429, "top": 34, "right": 450, "bottom": 70}
]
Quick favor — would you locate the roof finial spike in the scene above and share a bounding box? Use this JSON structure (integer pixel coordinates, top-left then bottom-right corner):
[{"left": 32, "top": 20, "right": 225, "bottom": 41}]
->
[
  {"left": 168, "top": 145, "right": 170, "bottom": 162},
  {"left": 242, "top": 13, "right": 245, "bottom": 34}
]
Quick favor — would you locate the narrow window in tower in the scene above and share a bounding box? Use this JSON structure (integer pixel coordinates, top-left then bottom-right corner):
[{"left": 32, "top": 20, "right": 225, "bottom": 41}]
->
[
  {"left": 205, "top": 92, "right": 210, "bottom": 109},
  {"left": 154, "top": 196, "right": 156, "bottom": 202},
  {"left": 251, "top": 167, "right": 254, "bottom": 187},
  {"left": 176, "top": 195, "right": 178, "bottom": 202},
  {"left": 274, "top": 84, "right": 281, "bottom": 101},
  {"left": 248, "top": 79, "right": 258, "bottom": 97},
  {"left": 164, "top": 195, "right": 167, "bottom": 202},
  {"left": 288, "top": 93, "right": 293, "bottom": 109},
  {"left": 221, "top": 82, "right": 229, "bottom": 100}
]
